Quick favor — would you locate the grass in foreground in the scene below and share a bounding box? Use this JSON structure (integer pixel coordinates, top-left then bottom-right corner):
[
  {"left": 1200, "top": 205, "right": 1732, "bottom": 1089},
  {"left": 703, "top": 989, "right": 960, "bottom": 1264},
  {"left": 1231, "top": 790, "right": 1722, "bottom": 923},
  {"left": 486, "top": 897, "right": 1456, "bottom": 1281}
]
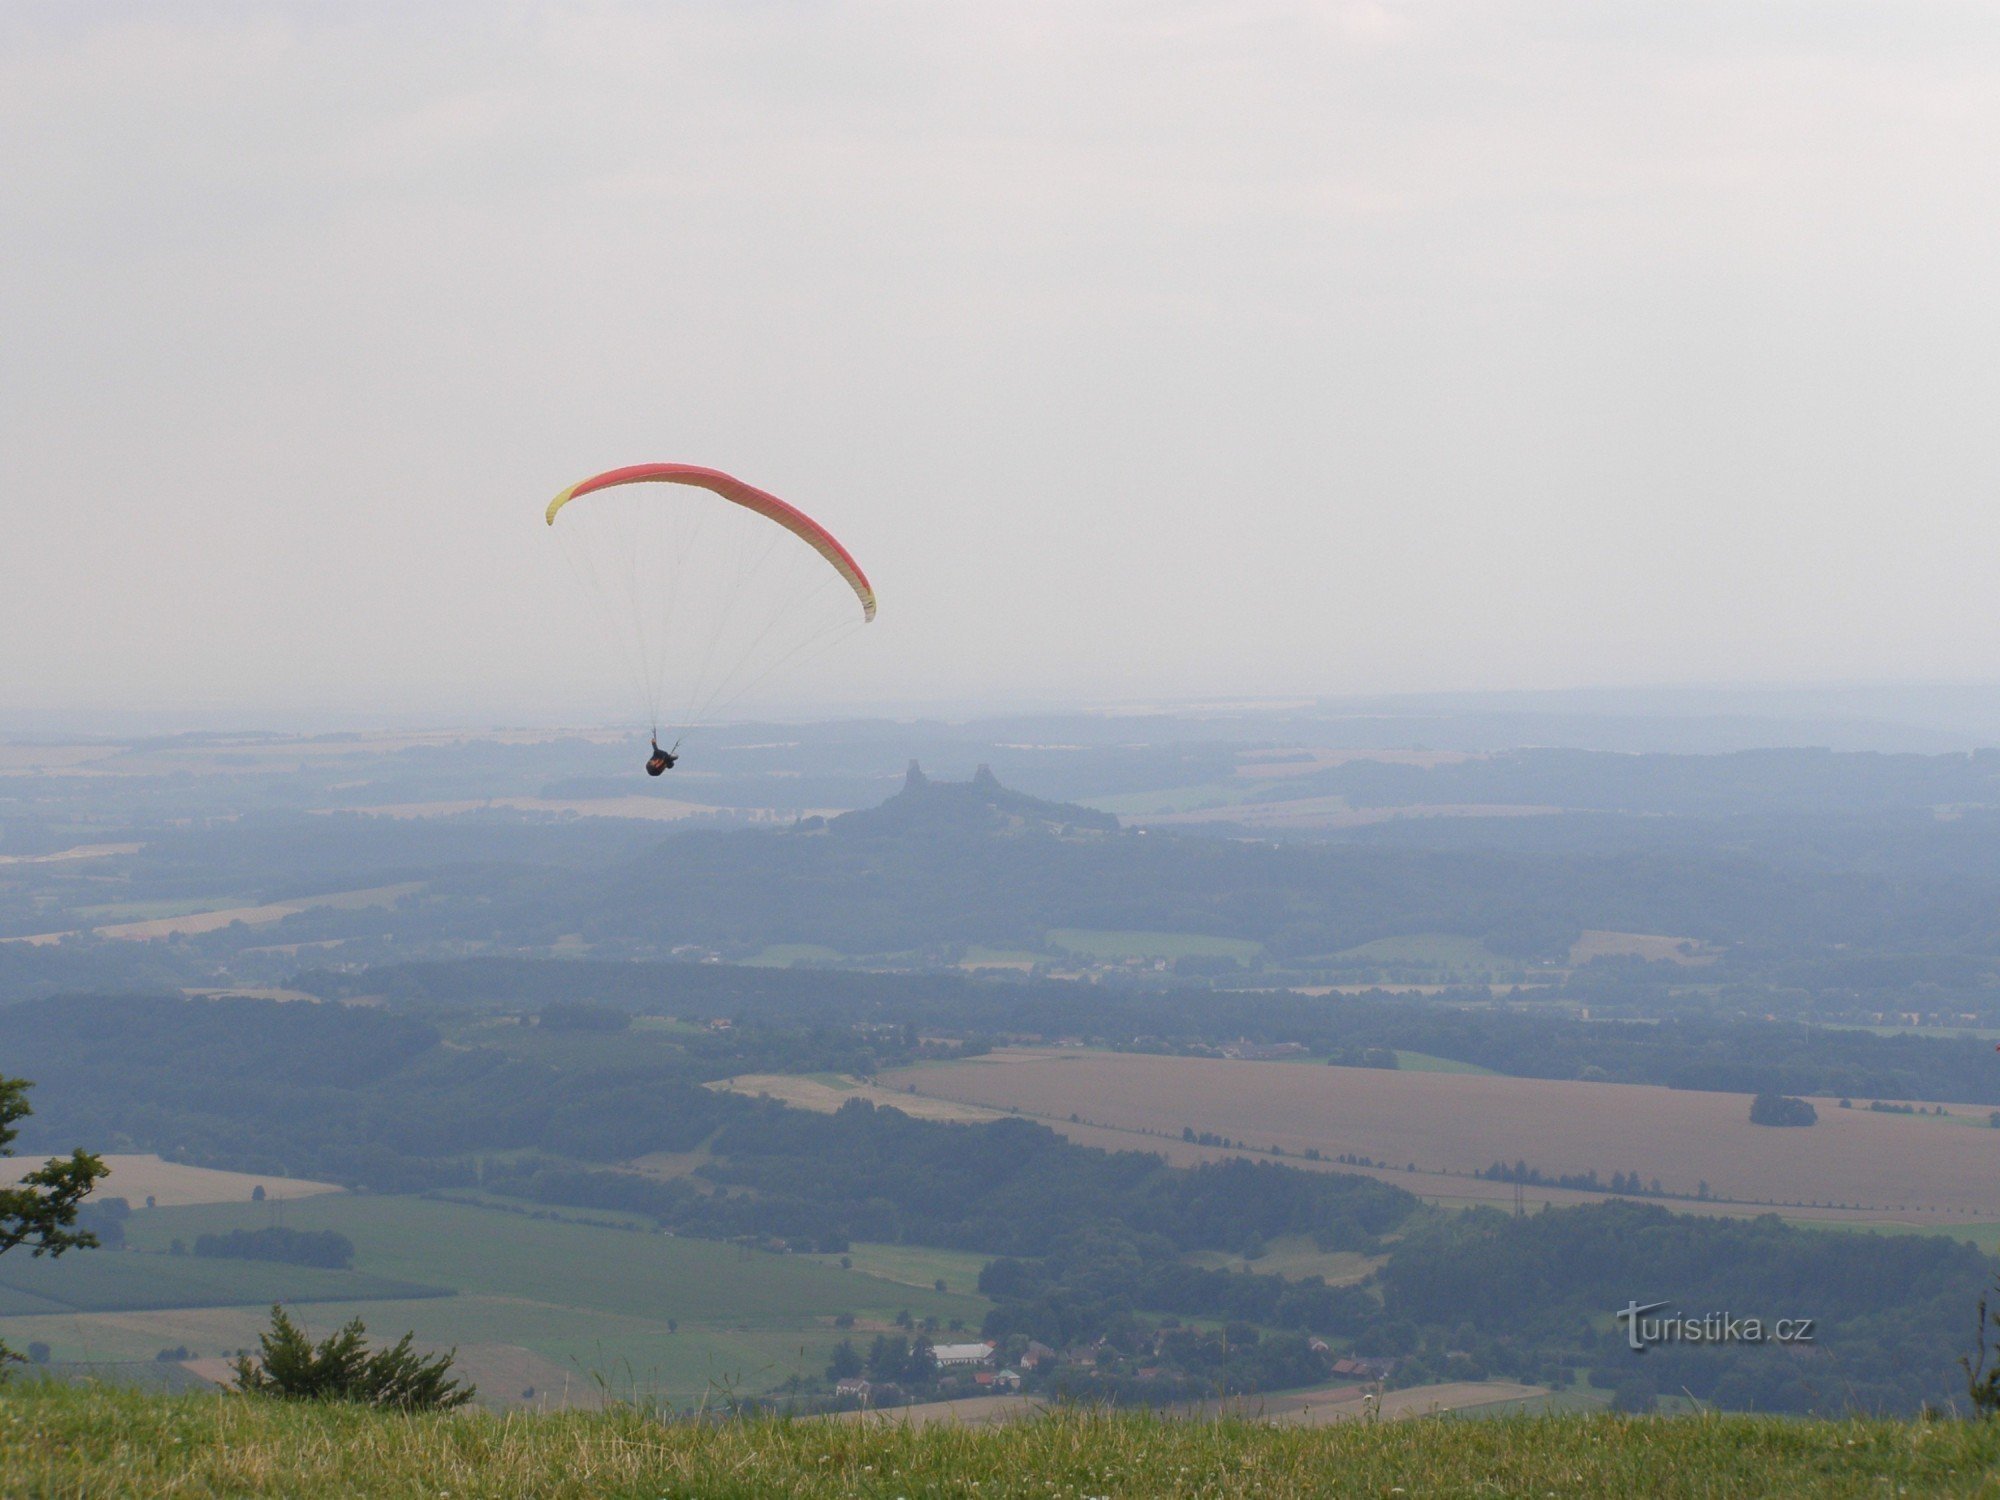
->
[{"left": 6, "top": 1384, "right": 2000, "bottom": 1499}]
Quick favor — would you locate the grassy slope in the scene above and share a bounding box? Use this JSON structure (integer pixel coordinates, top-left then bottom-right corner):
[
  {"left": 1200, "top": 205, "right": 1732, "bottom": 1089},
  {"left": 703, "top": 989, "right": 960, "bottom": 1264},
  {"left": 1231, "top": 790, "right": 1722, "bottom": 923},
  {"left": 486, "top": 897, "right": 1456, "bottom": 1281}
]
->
[{"left": 6, "top": 1385, "right": 2000, "bottom": 1498}]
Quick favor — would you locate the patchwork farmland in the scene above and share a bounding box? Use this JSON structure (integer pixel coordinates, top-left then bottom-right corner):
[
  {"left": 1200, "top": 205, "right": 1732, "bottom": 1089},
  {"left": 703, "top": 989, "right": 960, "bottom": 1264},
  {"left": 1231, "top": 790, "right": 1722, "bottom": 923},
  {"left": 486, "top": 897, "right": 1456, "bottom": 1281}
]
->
[{"left": 881, "top": 1049, "right": 2000, "bottom": 1222}]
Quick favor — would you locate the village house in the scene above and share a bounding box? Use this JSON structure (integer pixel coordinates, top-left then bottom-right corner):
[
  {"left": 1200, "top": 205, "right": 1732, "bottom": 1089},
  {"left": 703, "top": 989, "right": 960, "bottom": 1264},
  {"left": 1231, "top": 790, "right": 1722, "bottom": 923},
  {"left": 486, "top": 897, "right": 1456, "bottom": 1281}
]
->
[
  {"left": 1220, "top": 1040, "right": 1308, "bottom": 1061},
  {"left": 929, "top": 1341, "right": 997, "bottom": 1370}
]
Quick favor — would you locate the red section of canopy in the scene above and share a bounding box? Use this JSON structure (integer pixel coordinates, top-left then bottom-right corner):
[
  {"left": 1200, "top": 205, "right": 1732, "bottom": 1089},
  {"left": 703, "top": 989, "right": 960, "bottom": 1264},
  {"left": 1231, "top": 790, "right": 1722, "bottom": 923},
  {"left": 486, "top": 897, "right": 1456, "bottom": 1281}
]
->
[{"left": 548, "top": 463, "right": 875, "bottom": 621}]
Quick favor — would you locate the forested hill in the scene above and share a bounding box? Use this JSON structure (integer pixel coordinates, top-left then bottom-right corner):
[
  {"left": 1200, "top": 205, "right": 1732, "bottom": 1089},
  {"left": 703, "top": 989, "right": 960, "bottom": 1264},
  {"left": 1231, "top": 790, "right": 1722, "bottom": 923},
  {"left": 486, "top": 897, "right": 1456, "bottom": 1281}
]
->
[
  {"left": 826, "top": 761, "right": 1119, "bottom": 837},
  {"left": 1262, "top": 745, "right": 2000, "bottom": 818},
  {"left": 21, "top": 753, "right": 2000, "bottom": 987},
  {"left": 6, "top": 990, "right": 1991, "bottom": 1415},
  {"left": 541, "top": 807, "right": 1994, "bottom": 965},
  {"left": 305, "top": 957, "right": 2000, "bottom": 1105}
]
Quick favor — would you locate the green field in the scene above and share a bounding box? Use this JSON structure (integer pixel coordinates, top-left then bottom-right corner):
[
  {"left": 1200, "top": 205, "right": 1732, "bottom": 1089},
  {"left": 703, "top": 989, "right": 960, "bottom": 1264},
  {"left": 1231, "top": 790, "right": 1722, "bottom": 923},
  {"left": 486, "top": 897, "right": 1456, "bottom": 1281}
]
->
[
  {"left": 19, "top": 1194, "right": 991, "bottom": 1404},
  {"left": 1335, "top": 933, "right": 1510, "bottom": 970},
  {"left": 628, "top": 1015, "right": 709, "bottom": 1035},
  {"left": 797, "top": 1242, "right": 993, "bottom": 1295},
  {"left": 1184, "top": 1236, "right": 1381, "bottom": 1284},
  {"left": 9, "top": 1385, "right": 2000, "bottom": 1498},
  {"left": 1391, "top": 1050, "right": 1500, "bottom": 1075},
  {"left": 119, "top": 1196, "right": 982, "bottom": 1329},
  {"left": 743, "top": 943, "right": 848, "bottom": 968},
  {"left": 68, "top": 897, "right": 254, "bottom": 922},
  {"left": 0, "top": 1251, "right": 442, "bottom": 1315},
  {"left": 1047, "top": 928, "right": 1263, "bottom": 962}
]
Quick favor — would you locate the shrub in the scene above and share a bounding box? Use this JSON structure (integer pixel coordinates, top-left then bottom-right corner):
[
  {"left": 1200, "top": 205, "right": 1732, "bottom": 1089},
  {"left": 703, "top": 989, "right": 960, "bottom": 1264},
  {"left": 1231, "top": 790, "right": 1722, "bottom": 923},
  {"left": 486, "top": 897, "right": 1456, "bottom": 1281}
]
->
[
  {"left": 233, "top": 1306, "right": 474, "bottom": 1411},
  {"left": 1749, "top": 1093, "right": 1817, "bottom": 1127}
]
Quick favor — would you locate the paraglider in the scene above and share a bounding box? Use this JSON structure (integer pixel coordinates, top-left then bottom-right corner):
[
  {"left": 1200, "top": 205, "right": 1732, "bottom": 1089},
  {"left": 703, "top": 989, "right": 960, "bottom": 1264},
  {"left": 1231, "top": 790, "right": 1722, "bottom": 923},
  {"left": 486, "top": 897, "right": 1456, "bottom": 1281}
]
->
[{"left": 545, "top": 464, "right": 875, "bottom": 770}]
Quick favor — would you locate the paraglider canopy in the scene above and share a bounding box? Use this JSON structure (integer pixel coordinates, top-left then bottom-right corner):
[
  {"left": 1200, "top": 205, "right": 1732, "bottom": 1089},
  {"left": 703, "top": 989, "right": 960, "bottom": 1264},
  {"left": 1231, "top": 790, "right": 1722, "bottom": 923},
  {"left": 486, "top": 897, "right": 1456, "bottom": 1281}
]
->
[
  {"left": 545, "top": 463, "right": 875, "bottom": 749},
  {"left": 547, "top": 464, "right": 875, "bottom": 621}
]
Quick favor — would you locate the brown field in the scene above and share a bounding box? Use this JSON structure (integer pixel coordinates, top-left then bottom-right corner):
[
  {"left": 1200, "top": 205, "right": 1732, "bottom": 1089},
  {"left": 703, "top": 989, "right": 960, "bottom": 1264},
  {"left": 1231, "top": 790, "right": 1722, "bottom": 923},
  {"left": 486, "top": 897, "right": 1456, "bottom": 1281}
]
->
[
  {"left": 0, "top": 744, "right": 123, "bottom": 773},
  {"left": 707, "top": 1074, "right": 1004, "bottom": 1125},
  {"left": 0, "top": 842, "right": 142, "bottom": 866},
  {"left": 1569, "top": 929, "right": 1718, "bottom": 966},
  {"left": 38, "top": 1155, "right": 342, "bottom": 1208},
  {"left": 5, "top": 883, "right": 421, "bottom": 946},
  {"left": 16, "top": 1316, "right": 598, "bottom": 1411},
  {"left": 3, "top": 1304, "right": 286, "bottom": 1363},
  {"left": 176, "top": 1357, "right": 238, "bottom": 1388},
  {"left": 1016, "top": 1115, "right": 1675, "bottom": 1217},
  {"left": 882, "top": 1050, "right": 2000, "bottom": 1220},
  {"left": 439, "top": 1344, "right": 606, "bottom": 1411}
]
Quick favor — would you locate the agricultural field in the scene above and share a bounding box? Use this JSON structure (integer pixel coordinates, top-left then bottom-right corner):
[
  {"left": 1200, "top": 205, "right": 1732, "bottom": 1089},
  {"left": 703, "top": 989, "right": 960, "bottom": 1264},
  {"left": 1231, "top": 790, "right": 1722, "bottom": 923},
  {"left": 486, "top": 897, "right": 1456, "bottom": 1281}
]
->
[
  {"left": 958, "top": 945, "right": 1043, "bottom": 971},
  {"left": 0, "top": 1251, "right": 442, "bottom": 1317},
  {"left": 883, "top": 1050, "right": 2000, "bottom": 1222},
  {"left": 707, "top": 1073, "right": 1004, "bottom": 1125},
  {"left": 1569, "top": 929, "right": 1717, "bottom": 966},
  {"left": 1230, "top": 747, "right": 1473, "bottom": 781},
  {"left": 3, "top": 1194, "right": 988, "bottom": 1410},
  {"left": 5, "top": 883, "right": 422, "bottom": 946},
  {"left": 12, "top": 1155, "right": 340, "bottom": 1209},
  {"left": 1183, "top": 1237, "right": 1381, "bottom": 1284},
  {"left": 0, "top": 841, "right": 142, "bottom": 865},
  {"left": 1390, "top": 1051, "right": 1499, "bottom": 1075},
  {"left": 743, "top": 943, "right": 849, "bottom": 968},
  {"left": 1332, "top": 933, "right": 1513, "bottom": 971},
  {"left": 1046, "top": 928, "right": 1262, "bottom": 963},
  {"left": 795, "top": 1242, "right": 993, "bottom": 1296}
]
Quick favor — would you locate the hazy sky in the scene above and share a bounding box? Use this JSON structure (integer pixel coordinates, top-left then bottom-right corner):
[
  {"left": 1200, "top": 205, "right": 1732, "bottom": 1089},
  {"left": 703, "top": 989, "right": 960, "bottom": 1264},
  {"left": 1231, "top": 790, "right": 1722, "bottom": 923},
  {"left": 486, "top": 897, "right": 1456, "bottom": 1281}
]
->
[{"left": 7, "top": 2, "right": 2000, "bottom": 727}]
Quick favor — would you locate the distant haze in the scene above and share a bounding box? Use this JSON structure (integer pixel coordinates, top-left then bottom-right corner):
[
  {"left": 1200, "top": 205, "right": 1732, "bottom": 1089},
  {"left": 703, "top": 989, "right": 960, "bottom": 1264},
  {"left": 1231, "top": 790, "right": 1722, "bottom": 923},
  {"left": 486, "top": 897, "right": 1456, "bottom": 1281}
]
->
[{"left": 7, "top": 3, "right": 2000, "bottom": 727}]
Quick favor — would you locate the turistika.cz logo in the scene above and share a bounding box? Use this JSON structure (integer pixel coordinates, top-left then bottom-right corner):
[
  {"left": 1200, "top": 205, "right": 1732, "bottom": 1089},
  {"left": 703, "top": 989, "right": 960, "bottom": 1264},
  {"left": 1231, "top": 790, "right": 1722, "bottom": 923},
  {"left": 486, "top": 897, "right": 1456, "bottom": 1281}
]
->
[{"left": 1615, "top": 1301, "right": 1816, "bottom": 1352}]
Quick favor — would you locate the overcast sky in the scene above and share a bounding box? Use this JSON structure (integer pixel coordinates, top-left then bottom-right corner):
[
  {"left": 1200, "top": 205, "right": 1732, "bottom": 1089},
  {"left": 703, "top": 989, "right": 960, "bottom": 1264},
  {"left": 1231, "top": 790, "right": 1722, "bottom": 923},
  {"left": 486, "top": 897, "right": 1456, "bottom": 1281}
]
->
[{"left": 6, "top": 2, "right": 2000, "bottom": 728}]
